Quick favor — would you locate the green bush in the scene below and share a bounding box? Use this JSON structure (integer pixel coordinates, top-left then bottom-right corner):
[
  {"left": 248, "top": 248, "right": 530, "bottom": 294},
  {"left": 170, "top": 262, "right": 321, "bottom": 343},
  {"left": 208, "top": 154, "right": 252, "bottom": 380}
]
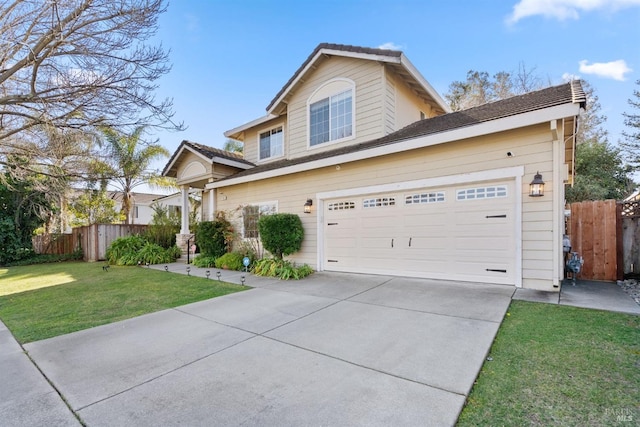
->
[
  {"left": 195, "top": 216, "right": 233, "bottom": 258},
  {"left": 106, "top": 235, "right": 180, "bottom": 265},
  {"left": 252, "top": 258, "right": 314, "bottom": 280},
  {"left": 193, "top": 254, "right": 217, "bottom": 268},
  {"left": 214, "top": 252, "right": 244, "bottom": 270},
  {"left": 5, "top": 249, "right": 83, "bottom": 266},
  {"left": 144, "top": 205, "right": 180, "bottom": 248},
  {"left": 258, "top": 213, "right": 304, "bottom": 259},
  {"left": 106, "top": 235, "right": 146, "bottom": 264}
]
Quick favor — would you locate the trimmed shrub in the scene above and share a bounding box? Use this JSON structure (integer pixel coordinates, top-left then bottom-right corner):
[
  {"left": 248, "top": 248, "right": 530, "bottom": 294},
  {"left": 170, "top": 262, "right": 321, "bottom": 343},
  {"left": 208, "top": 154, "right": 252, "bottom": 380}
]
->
[
  {"left": 195, "top": 216, "right": 233, "bottom": 258},
  {"left": 258, "top": 213, "right": 304, "bottom": 259},
  {"left": 214, "top": 252, "right": 244, "bottom": 271}
]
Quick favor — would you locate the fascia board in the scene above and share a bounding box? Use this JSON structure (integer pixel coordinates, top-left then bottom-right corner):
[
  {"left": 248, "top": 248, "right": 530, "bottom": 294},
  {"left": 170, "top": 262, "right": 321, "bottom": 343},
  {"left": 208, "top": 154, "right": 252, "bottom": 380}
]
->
[
  {"left": 400, "top": 54, "right": 451, "bottom": 113},
  {"left": 224, "top": 114, "right": 279, "bottom": 139},
  {"left": 208, "top": 102, "right": 581, "bottom": 189}
]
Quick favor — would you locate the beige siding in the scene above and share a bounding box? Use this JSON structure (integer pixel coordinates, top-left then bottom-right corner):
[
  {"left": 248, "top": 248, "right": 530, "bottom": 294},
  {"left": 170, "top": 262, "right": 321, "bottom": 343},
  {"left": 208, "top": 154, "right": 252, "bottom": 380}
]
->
[
  {"left": 286, "top": 57, "right": 384, "bottom": 159},
  {"left": 383, "top": 69, "right": 396, "bottom": 135},
  {"left": 389, "top": 70, "right": 437, "bottom": 130},
  {"left": 215, "top": 123, "right": 559, "bottom": 290}
]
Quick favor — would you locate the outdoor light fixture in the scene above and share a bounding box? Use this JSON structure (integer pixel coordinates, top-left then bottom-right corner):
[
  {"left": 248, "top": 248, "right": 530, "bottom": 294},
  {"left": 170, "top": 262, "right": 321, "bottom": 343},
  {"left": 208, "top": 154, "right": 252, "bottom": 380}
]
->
[
  {"left": 241, "top": 275, "right": 246, "bottom": 285},
  {"left": 164, "top": 265, "right": 168, "bottom": 272},
  {"left": 186, "top": 266, "right": 191, "bottom": 276},
  {"left": 205, "top": 270, "right": 210, "bottom": 279},
  {"left": 304, "top": 198, "right": 313, "bottom": 214},
  {"left": 145, "top": 262, "right": 150, "bottom": 268},
  {"left": 216, "top": 271, "right": 221, "bottom": 281},
  {"left": 529, "top": 172, "right": 545, "bottom": 197}
]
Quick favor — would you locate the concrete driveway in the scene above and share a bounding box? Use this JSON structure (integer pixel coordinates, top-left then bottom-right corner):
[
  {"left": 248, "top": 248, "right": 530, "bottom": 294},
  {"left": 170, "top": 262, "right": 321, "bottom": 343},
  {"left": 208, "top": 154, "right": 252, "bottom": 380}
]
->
[{"left": 24, "top": 273, "right": 514, "bottom": 426}]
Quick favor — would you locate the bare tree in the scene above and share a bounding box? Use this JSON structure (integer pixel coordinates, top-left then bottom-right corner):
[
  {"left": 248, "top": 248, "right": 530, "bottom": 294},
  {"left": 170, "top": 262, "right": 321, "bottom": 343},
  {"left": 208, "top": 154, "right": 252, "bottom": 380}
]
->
[
  {"left": 0, "top": 0, "right": 181, "bottom": 177},
  {"left": 445, "top": 64, "right": 545, "bottom": 111}
]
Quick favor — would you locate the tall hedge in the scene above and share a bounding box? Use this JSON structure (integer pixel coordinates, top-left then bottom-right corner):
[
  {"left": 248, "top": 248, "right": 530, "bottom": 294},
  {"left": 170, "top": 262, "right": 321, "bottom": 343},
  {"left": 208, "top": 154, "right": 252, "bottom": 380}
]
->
[
  {"left": 258, "top": 213, "right": 304, "bottom": 259},
  {"left": 195, "top": 218, "right": 231, "bottom": 258}
]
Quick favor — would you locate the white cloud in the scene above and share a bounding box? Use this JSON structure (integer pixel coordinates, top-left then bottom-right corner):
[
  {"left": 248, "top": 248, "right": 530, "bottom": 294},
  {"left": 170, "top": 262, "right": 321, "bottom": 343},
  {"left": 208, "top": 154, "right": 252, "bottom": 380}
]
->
[
  {"left": 506, "top": 0, "right": 640, "bottom": 24},
  {"left": 562, "top": 72, "right": 581, "bottom": 81},
  {"left": 578, "top": 59, "right": 632, "bottom": 81},
  {"left": 378, "top": 42, "right": 403, "bottom": 51}
]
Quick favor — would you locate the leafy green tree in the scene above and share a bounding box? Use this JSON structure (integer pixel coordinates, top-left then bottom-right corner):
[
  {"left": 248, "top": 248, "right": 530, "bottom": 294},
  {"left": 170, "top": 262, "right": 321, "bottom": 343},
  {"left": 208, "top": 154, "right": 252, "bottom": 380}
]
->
[
  {"left": 223, "top": 139, "right": 244, "bottom": 154},
  {"left": 620, "top": 79, "right": 640, "bottom": 170},
  {"left": 68, "top": 190, "right": 123, "bottom": 227},
  {"left": 258, "top": 213, "right": 304, "bottom": 260},
  {"left": 100, "top": 126, "right": 171, "bottom": 223},
  {"left": 144, "top": 204, "right": 180, "bottom": 248},
  {"left": 0, "top": 161, "right": 57, "bottom": 263},
  {"left": 565, "top": 141, "right": 632, "bottom": 202},
  {"left": 566, "top": 81, "right": 634, "bottom": 202}
]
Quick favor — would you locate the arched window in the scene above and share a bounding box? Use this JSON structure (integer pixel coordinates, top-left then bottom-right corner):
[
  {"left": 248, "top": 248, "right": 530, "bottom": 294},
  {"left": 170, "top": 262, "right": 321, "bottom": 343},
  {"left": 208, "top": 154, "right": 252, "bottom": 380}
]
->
[{"left": 307, "top": 78, "right": 355, "bottom": 147}]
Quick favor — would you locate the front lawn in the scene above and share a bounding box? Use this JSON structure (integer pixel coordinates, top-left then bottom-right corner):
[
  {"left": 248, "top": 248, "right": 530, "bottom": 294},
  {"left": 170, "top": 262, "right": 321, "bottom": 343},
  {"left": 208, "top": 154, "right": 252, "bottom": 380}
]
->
[
  {"left": 457, "top": 300, "right": 640, "bottom": 426},
  {"left": 0, "top": 262, "right": 248, "bottom": 344}
]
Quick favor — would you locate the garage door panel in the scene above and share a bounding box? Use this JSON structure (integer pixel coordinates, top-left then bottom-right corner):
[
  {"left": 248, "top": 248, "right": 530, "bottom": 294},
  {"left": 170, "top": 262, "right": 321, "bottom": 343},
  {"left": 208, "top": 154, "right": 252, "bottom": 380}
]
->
[
  {"left": 455, "top": 237, "right": 510, "bottom": 251},
  {"left": 324, "top": 179, "right": 516, "bottom": 285}
]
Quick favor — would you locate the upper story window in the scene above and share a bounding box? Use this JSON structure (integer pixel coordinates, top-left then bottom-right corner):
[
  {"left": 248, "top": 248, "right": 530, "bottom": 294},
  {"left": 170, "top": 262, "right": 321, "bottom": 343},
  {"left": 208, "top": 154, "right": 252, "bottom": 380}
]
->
[
  {"left": 308, "top": 78, "right": 355, "bottom": 147},
  {"left": 259, "top": 125, "right": 283, "bottom": 160}
]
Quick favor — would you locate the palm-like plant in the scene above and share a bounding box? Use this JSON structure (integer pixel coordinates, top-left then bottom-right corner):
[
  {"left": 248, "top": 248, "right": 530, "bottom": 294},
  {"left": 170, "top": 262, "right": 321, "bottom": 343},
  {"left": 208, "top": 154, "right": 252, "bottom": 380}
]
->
[{"left": 100, "top": 126, "right": 172, "bottom": 224}]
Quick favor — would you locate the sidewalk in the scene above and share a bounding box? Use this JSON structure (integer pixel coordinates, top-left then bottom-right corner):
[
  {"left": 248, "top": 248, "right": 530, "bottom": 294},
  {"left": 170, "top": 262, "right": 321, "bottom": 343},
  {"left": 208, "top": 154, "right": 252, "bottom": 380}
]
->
[{"left": 0, "top": 321, "right": 80, "bottom": 426}]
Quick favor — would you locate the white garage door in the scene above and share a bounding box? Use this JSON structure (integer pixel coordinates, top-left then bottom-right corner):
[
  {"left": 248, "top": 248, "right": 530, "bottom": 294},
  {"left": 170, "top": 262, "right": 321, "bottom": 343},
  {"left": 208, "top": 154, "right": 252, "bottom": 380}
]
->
[{"left": 323, "top": 181, "right": 516, "bottom": 285}]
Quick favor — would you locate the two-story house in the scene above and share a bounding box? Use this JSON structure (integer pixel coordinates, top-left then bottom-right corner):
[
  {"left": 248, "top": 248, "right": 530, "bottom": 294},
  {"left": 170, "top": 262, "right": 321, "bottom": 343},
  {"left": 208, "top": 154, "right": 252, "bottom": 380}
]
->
[{"left": 163, "top": 43, "right": 586, "bottom": 292}]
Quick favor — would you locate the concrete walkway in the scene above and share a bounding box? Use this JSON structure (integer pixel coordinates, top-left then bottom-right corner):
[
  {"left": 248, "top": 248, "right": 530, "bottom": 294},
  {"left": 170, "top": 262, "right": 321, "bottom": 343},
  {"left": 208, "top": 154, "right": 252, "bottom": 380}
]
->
[
  {"left": 3, "top": 266, "right": 639, "bottom": 426},
  {"left": 513, "top": 279, "right": 640, "bottom": 315}
]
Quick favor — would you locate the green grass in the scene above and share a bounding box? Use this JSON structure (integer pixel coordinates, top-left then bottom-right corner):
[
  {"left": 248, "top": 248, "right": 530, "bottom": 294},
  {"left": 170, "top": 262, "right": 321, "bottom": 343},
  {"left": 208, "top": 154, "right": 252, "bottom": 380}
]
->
[
  {"left": 0, "top": 262, "right": 248, "bottom": 344},
  {"left": 457, "top": 300, "right": 640, "bottom": 427}
]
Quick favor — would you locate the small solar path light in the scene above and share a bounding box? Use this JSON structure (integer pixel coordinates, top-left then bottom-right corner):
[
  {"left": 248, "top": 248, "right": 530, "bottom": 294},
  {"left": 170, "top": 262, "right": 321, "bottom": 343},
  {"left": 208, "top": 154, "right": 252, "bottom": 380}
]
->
[
  {"left": 216, "top": 271, "right": 221, "bottom": 281},
  {"left": 186, "top": 266, "right": 191, "bottom": 276},
  {"left": 205, "top": 270, "right": 210, "bottom": 280},
  {"left": 241, "top": 275, "right": 246, "bottom": 286},
  {"left": 164, "top": 265, "right": 168, "bottom": 272}
]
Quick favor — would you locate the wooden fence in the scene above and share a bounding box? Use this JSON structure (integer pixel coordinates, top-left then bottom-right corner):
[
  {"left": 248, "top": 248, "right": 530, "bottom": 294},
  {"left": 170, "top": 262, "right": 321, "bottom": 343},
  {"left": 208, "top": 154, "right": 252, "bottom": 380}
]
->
[
  {"left": 567, "top": 200, "right": 620, "bottom": 281},
  {"left": 33, "top": 224, "right": 147, "bottom": 262},
  {"left": 32, "top": 233, "right": 78, "bottom": 255},
  {"left": 73, "top": 224, "right": 147, "bottom": 261}
]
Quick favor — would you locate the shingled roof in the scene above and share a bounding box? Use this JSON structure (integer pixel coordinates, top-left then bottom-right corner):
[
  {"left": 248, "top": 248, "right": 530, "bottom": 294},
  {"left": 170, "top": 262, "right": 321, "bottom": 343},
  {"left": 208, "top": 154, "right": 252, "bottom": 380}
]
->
[
  {"left": 218, "top": 81, "right": 586, "bottom": 183},
  {"left": 162, "top": 140, "right": 254, "bottom": 177}
]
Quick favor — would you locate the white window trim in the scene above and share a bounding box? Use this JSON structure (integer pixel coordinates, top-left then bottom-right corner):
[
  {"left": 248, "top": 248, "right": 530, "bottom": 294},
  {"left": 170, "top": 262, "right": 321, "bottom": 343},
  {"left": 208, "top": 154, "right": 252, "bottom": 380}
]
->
[
  {"left": 306, "top": 78, "right": 356, "bottom": 150},
  {"left": 257, "top": 123, "right": 285, "bottom": 162},
  {"left": 241, "top": 201, "right": 278, "bottom": 239}
]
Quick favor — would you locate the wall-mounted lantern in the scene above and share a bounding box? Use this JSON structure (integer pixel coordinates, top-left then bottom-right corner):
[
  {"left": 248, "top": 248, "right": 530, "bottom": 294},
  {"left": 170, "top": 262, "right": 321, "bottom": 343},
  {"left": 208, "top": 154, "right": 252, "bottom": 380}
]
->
[
  {"left": 304, "top": 198, "right": 313, "bottom": 214},
  {"left": 529, "top": 172, "right": 545, "bottom": 197}
]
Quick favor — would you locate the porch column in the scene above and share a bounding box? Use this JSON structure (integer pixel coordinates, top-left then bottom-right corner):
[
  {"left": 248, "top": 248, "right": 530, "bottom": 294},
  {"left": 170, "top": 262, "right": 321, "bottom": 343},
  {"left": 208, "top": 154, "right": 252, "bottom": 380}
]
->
[
  {"left": 208, "top": 188, "right": 216, "bottom": 221},
  {"left": 180, "top": 185, "right": 190, "bottom": 234}
]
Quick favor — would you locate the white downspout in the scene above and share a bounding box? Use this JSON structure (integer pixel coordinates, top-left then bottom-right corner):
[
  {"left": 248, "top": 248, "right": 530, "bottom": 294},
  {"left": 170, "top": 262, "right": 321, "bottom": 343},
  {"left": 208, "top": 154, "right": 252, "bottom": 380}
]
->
[{"left": 180, "top": 185, "right": 190, "bottom": 234}]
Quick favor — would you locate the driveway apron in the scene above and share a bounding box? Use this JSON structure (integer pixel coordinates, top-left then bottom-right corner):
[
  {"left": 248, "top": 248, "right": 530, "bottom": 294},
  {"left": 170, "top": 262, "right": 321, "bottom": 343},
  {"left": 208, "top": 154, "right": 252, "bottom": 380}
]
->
[{"left": 25, "top": 273, "right": 514, "bottom": 426}]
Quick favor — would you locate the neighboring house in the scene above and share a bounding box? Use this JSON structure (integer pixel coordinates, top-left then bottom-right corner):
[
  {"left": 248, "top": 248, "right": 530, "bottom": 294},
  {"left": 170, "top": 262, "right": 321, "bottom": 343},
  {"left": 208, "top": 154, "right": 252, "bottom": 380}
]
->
[
  {"left": 63, "top": 190, "right": 184, "bottom": 230},
  {"left": 163, "top": 43, "right": 586, "bottom": 292}
]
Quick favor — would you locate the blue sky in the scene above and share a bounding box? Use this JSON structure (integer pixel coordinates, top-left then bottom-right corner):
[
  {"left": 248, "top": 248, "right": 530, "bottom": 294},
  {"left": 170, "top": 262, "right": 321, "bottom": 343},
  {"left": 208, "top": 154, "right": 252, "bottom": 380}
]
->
[{"left": 149, "top": 0, "right": 640, "bottom": 173}]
